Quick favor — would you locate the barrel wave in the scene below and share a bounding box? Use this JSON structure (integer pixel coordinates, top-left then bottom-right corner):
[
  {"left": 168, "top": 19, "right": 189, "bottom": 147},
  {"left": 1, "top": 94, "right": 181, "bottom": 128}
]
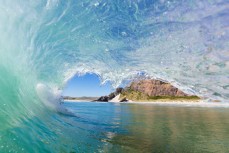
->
[{"left": 0, "top": 0, "right": 228, "bottom": 152}]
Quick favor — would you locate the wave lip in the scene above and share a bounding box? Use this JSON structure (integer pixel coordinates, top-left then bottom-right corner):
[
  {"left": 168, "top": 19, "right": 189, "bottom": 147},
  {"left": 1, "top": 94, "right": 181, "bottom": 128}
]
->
[{"left": 36, "top": 83, "right": 74, "bottom": 116}]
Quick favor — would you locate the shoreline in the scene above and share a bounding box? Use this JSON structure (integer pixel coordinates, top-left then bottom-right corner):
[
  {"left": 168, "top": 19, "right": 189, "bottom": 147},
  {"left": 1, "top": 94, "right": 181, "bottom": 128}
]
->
[
  {"left": 64, "top": 99, "right": 94, "bottom": 102},
  {"left": 64, "top": 100, "right": 229, "bottom": 108},
  {"left": 125, "top": 101, "right": 229, "bottom": 108}
]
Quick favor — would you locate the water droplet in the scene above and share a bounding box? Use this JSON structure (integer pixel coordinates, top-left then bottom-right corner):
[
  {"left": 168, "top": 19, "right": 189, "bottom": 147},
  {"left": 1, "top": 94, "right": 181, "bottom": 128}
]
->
[
  {"left": 94, "top": 2, "right": 99, "bottom": 7},
  {"left": 121, "top": 31, "right": 127, "bottom": 36}
]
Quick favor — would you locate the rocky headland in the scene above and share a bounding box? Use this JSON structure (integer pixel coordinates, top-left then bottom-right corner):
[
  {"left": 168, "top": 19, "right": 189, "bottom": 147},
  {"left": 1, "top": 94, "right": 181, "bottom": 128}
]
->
[
  {"left": 93, "top": 87, "right": 125, "bottom": 102},
  {"left": 95, "top": 79, "right": 200, "bottom": 102}
]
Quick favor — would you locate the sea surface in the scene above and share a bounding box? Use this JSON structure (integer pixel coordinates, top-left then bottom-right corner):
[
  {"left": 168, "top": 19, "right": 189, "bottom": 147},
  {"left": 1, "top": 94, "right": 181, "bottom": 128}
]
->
[
  {"left": 1, "top": 101, "right": 229, "bottom": 152},
  {"left": 33, "top": 102, "right": 229, "bottom": 152},
  {"left": 61, "top": 102, "right": 229, "bottom": 152},
  {"left": 0, "top": 0, "right": 228, "bottom": 152}
]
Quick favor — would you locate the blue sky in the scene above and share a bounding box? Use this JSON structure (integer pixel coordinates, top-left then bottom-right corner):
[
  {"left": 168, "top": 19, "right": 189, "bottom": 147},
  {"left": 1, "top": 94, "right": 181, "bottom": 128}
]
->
[{"left": 62, "top": 73, "right": 112, "bottom": 97}]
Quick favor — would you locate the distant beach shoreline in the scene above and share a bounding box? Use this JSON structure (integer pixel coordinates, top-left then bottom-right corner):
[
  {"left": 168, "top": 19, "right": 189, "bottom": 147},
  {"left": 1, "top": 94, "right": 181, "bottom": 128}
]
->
[
  {"left": 64, "top": 99, "right": 94, "bottom": 102},
  {"left": 64, "top": 100, "right": 229, "bottom": 107}
]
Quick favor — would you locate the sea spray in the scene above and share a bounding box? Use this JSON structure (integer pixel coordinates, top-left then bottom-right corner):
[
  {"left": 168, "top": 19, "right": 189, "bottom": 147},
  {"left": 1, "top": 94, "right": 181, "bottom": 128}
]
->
[
  {"left": 0, "top": 0, "right": 228, "bottom": 152},
  {"left": 36, "top": 83, "right": 75, "bottom": 116}
]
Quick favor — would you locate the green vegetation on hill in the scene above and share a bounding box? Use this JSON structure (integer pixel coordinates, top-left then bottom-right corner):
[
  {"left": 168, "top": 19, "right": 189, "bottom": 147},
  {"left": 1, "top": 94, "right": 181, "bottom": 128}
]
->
[{"left": 120, "top": 89, "right": 200, "bottom": 102}]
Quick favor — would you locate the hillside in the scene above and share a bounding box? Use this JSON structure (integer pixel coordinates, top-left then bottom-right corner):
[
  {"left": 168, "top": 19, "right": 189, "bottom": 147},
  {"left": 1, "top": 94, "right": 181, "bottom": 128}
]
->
[{"left": 120, "top": 79, "right": 199, "bottom": 101}]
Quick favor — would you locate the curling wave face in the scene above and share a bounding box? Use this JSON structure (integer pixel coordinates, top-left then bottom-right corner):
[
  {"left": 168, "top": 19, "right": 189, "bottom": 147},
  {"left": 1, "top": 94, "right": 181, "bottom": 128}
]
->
[{"left": 0, "top": 0, "right": 228, "bottom": 151}]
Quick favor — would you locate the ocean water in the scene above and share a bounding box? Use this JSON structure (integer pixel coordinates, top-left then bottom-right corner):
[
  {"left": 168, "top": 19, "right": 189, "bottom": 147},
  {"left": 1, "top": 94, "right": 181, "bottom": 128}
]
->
[
  {"left": 0, "top": 0, "right": 229, "bottom": 152},
  {"left": 2, "top": 102, "right": 229, "bottom": 153}
]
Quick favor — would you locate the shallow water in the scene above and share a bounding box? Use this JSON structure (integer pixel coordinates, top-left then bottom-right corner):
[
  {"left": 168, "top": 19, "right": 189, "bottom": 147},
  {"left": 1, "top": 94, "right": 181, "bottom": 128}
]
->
[
  {"left": 61, "top": 102, "right": 229, "bottom": 153},
  {"left": 3, "top": 102, "right": 229, "bottom": 153},
  {"left": 0, "top": 0, "right": 228, "bottom": 152}
]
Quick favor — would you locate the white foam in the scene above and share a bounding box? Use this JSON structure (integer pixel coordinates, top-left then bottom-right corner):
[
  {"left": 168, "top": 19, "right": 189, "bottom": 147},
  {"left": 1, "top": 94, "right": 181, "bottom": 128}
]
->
[{"left": 36, "top": 83, "right": 74, "bottom": 115}]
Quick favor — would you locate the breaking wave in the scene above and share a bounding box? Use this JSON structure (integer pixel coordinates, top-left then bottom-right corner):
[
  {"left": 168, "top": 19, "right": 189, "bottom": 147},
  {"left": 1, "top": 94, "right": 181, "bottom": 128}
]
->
[{"left": 0, "top": 0, "right": 228, "bottom": 151}]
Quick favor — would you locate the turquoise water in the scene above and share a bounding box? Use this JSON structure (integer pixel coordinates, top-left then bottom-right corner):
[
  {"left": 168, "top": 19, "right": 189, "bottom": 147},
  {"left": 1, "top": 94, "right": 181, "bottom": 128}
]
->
[
  {"left": 0, "top": 0, "right": 228, "bottom": 152},
  {"left": 2, "top": 102, "right": 229, "bottom": 152}
]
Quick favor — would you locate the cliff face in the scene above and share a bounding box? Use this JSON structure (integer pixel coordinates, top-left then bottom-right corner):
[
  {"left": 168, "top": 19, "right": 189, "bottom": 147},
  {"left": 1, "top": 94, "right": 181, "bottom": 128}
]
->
[
  {"left": 96, "top": 79, "right": 199, "bottom": 102},
  {"left": 128, "top": 79, "right": 189, "bottom": 97},
  {"left": 95, "top": 88, "right": 124, "bottom": 102}
]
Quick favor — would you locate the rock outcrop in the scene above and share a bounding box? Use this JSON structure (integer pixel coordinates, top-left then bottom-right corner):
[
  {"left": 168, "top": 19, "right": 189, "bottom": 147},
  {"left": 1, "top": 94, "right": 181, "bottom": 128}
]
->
[
  {"left": 119, "top": 97, "right": 128, "bottom": 102},
  {"left": 96, "top": 96, "right": 109, "bottom": 102},
  {"left": 95, "top": 88, "right": 124, "bottom": 102},
  {"left": 95, "top": 79, "right": 199, "bottom": 102},
  {"left": 120, "top": 79, "right": 200, "bottom": 101},
  {"left": 128, "top": 79, "right": 189, "bottom": 97}
]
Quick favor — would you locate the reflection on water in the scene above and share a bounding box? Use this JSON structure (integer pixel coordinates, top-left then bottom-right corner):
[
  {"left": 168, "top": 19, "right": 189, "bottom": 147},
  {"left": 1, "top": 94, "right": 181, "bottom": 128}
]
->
[
  {"left": 107, "top": 104, "right": 229, "bottom": 153},
  {"left": 64, "top": 102, "right": 229, "bottom": 153},
  {"left": 1, "top": 102, "right": 229, "bottom": 152}
]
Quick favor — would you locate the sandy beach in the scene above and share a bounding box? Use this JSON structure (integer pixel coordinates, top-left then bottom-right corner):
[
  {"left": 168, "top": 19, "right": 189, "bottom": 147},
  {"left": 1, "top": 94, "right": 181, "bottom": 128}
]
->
[{"left": 64, "top": 99, "right": 229, "bottom": 108}]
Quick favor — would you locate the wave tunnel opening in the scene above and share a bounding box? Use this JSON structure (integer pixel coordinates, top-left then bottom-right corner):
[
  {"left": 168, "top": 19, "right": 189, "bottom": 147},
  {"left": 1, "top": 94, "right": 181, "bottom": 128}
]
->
[{"left": 0, "top": 0, "right": 228, "bottom": 152}]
